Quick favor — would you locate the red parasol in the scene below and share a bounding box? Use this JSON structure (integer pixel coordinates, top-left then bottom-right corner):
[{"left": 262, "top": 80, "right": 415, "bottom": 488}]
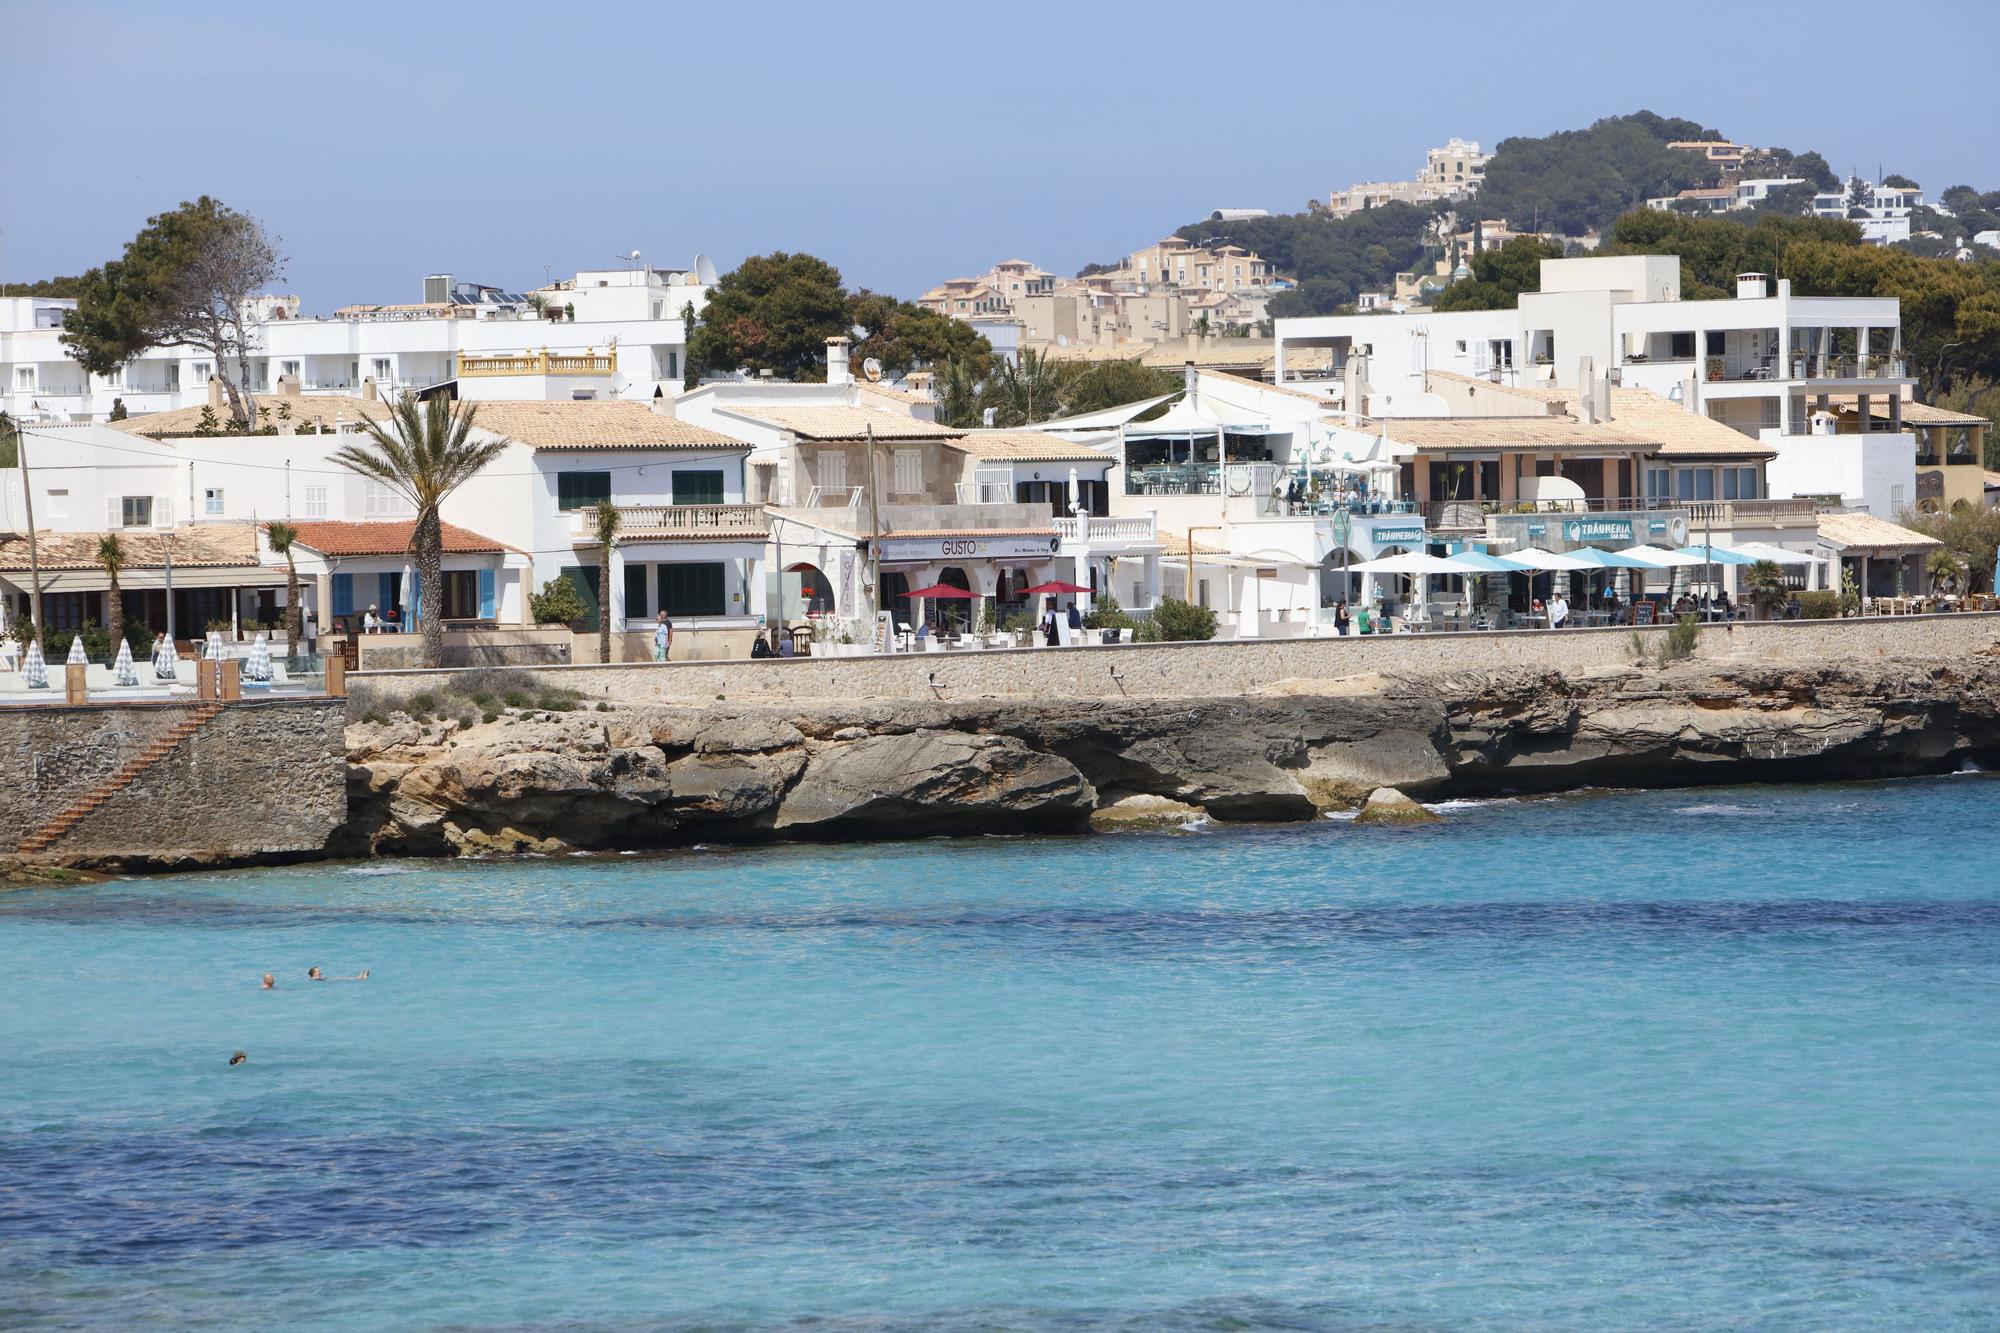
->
[
  {"left": 902, "top": 583, "right": 978, "bottom": 599},
  {"left": 1019, "top": 580, "right": 1092, "bottom": 595}
]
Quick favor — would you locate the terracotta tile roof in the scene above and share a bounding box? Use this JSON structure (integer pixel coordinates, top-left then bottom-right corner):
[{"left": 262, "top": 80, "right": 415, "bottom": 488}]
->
[
  {"left": 947, "top": 431, "right": 1111, "bottom": 462},
  {"left": 1416, "top": 375, "right": 1775, "bottom": 458},
  {"left": 1816, "top": 512, "right": 1943, "bottom": 552},
  {"left": 467, "top": 400, "right": 746, "bottom": 451},
  {"left": 284, "top": 519, "right": 512, "bottom": 557},
  {"left": 1382, "top": 418, "right": 1660, "bottom": 451},
  {"left": 722, "top": 406, "right": 960, "bottom": 441},
  {"left": 1826, "top": 396, "right": 1990, "bottom": 427},
  {"left": 0, "top": 524, "right": 259, "bottom": 572},
  {"left": 111, "top": 394, "right": 385, "bottom": 437}
]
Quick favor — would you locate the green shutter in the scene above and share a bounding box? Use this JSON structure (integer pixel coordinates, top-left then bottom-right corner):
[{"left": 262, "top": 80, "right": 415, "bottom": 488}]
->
[
  {"left": 658, "top": 562, "right": 725, "bottom": 617},
  {"left": 557, "top": 471, "right": 611, "bottom": 511},
  {"left": 561, "top": 565, "right": 602, "bottom": 631},
  {"left": 671, "top": 469, "right": 725, "bottom": 505},
  {"left": 624, "top": 562, "right": 649, "bottom": 620}
]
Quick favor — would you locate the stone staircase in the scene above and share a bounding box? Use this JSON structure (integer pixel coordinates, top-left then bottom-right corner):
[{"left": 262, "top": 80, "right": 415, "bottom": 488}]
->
[{"left": 17, "top": 702, "right": 225, "bottom": 857}]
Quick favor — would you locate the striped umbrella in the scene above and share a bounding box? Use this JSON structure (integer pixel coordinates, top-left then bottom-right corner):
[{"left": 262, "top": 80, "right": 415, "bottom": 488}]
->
[
  {"left": 65, "top": 636, "right": 87, "bottom": 668},
  {"left": 113, "top": 638, "right": 138, "bottom": 687},
  {"left": 246, "top": 632, "right": 272, "bottom": 682},
  {"left": 204, "top": 632, "right": 225, "bottom": 661},
  {"left": 23, "top": 639, "right": 48, "bottom": 689},
  {"left": 154, "top": 637, "right": 180, "bottom": 683}
]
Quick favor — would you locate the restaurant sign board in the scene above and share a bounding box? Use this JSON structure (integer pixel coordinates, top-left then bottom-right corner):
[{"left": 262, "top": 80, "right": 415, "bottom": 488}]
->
[
  {"left": 1562, "top": 518, "right": 1635, "bottom": 544},
  {"left": 1369, "top": 523, "right": 1426, "bottom": 547},
  {"left": 879, "top": 533, "right": 1060, "bottom": 563}
]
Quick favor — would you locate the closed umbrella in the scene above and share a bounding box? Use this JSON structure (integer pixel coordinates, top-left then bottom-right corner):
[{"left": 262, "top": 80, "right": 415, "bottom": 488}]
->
[
  {"left": 65, "top": 636, "right": 87, "bottom": 668},
  {"left": 23, "top": 639, "right": 48, "bottom": 689},
  {"left": 113, "top": 638, "right": 138, "bottom": 687},
  {"left": 246, "top": 632, "right": 272, "bottom": 683},
  {"left": 205, "top": 631, "right": 225, "bottom": 661},
  {"left": 154, "top": 637, "right": 180, "bottom": 684}
]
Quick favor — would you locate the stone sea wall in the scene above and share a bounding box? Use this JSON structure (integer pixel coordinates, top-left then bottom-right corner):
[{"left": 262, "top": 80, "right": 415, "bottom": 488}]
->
[
  {"left": 337, "top": 652, "right": 2000, "bottom": 857},
  {"left": 0, "top": 699, "right": 349, "bottom": 869},
  {"left": 350, "top": 613, "right": 2000, "bottom": 708}
]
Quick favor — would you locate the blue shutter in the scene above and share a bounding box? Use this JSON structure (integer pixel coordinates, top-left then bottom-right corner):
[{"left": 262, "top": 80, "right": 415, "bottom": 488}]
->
[
  {"left": 330, "top": 573, "right": 353, "bottom": 616},
  {"left": 478, "top": 568, "right": 496, "bottom": 619}
]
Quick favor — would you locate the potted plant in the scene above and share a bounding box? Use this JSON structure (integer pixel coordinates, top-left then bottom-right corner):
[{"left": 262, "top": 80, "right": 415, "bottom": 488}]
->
[{"left": 1705, "top": 357, "right": 1725, "bottom": 382}]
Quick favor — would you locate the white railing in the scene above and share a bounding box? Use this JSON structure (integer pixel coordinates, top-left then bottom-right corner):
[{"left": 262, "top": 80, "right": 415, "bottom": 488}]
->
[
  {"left": 577, "top": 503, "right": 768, "bottom": 535},
  {"left": 1053, "top": 514, "right": 1159, "bottom": 544},
  {"left": 954, "top": 482, "right": 1014, "bottom": 504},
  {"left": 804, "top": 485, "right": 863, "bottom": 509}
]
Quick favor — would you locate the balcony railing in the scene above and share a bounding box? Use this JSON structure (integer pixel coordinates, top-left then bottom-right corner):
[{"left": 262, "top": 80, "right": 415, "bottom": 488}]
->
[
  {"left": 954, "top": 482, "right": 1014, "bottom": 504},
  {"left": 803, "top": 485, "right": 862, "bottom": 509},
  {"left": 457, "top": 348, "right": 617, "bottom": 378},
  {"left": 1636, "top": 353, "right": 1908, "bottom": 382},
  {"left": 1052, "top": 515, "right": 1159, "bottom": 544},
  {"left": 575, "top": 504, "right": 768, "bottom": 536},
  {"left": 1424, "top": 496, "right": 1820, "bottom": 524}
]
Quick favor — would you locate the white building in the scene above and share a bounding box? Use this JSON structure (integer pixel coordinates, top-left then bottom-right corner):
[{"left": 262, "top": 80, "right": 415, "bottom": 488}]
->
[
  {"left": 1811, "top": 180, "right": 1923, "bottom": 246},
  {"left": 0, "top": 262, "right": 711, "bottom": 426},
  {"left": 1327, "top": 138, "right": 1490, "bottom": 218},
  {"left": 1272, "top": 256, "right": 1917, "bottom": 517}
]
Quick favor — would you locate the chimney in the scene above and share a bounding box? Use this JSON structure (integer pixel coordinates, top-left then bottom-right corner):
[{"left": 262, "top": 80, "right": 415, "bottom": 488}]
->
[
  {"left": 905, "top": 370, "right": 934, "bottom": 400},
  {"left": 276, "top": 372, "right": 300, "bottom": 397},
  {"left": 1736, "top": 272, "right": 1771, "bottom": 299},
  {"left": 1595, "top": 368, "right": 1612, "bottom": 423},
  {"left": 1183, "top": 359, "right": 1197, "bottom": 396},
  {"left": 207, "top": 376, "right": 224, "bottom": 410},
  {"left": 1576, "top": 357, "right": 1596, "bottom": 424},
  {"left": 825, "top": 335, "right": 852, "bottom": 386},
  {"left": 361, "top": 376, "right": 379, "bottom": 403}
]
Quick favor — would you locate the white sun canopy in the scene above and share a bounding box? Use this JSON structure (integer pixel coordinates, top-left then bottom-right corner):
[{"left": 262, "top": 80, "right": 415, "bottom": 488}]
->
[{"left": 1499, "top": 548, "right": 1599, "bottom": 572}]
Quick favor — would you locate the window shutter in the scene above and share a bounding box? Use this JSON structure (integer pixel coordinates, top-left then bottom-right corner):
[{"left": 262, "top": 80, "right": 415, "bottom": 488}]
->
[
  {"left": 107, "top": 496, "right": 122, "bottom": 528},
  {"left": 330, "top": 574, "right": 354, "bottom": 616},
  {"left": 154, "top": 497, "right": 173, "bottom": 528},
  {"left": 478, "top": 568, "right": 496, "bottom": 619}
]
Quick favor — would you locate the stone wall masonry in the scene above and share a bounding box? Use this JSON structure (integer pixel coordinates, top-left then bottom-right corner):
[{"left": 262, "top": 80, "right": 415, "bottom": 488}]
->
[
  {"left": 0, "top": 699, "right": 348, "bottom": 867},
  {"left": 350, "top": 613, "right": 2000, "bottom": 710}
]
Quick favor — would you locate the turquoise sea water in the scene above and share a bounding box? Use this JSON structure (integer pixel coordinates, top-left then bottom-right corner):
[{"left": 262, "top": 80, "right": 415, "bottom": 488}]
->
[{"left": 3, "top": 776, "right": 1998, "bottom": 1330}]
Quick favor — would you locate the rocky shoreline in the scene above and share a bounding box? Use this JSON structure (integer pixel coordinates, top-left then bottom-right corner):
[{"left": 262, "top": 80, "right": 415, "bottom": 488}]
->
[{"left": 332, "top": 652, "right": 2000, "bottom": 858}]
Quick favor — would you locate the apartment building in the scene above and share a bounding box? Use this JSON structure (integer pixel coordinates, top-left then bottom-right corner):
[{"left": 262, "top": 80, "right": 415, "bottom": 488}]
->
[
  {"left": 1811, "top": 179, "right": 1924, "bottom": 245},
  {"left": 1326, "top": 138, "right": 1491, "bottom": 218},
  {"left": 1272, "top": 256, "right": 1918, "bottom": 517},
  {"left": 0, "top": 262, "right": 711, "bottom": 426}
]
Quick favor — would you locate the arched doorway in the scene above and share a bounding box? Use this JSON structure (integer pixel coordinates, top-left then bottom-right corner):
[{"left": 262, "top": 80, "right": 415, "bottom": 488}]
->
[
  {"left": 881, "top": 571, "right": 911, "bottom": 628},
  {"left": 1319, "top": 548, "right": 1364, "bottom": 609},
  {"left": 933, "top": 566, "right": 973, "bottom": 632},
  {"left": 785, "top": 562, "right": 835, "bottom": 617}
]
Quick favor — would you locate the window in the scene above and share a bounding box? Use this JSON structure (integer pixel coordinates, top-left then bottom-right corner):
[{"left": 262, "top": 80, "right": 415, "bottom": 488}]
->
[
  {"left": 45, "top": 488, "right": 69, "bottom": 519},
  {"left": 191, "top": 362, "right": 212, "bottom": 382},
  {"left": 442, "top": 570, "right": 481, "bottom": 620},
  {"left": 362, "top": 480, "right": 405, "bottom": 516},
  {"left": 304, "top": 485, "right": 328, "bottom": 517},
  {"left": 14, "top": 368, "right": 31, "bottom": 389},
  {"left": 671, "top": 470, "right": 724, "bottom": 506},
  {"left": 1646, "top": 467, "right": 1670, "bottom": 499},
  {"left": 1668, "top": 332, "right": 1696, "bottom": 360},
  {"left": 556, "top": 471, "right": 612, "bottom": 511},
  {"left": 372, "top": 358, "right": 392, "bottom": 381},
  {"left": 121, "top": 495, "right": 154, "bottom": 528},
  {"left": 659, "top": 562, "right": 725, "bottom": 617},
  {"left": 205, "top": 487, "right": 224, "bottom": 515},
  {"left": 624, "top": 562, "right": 649, "bottom": 619},
  {"left": 1760, "top": 398, "right": 1781, "bottom": 430},
  {"left": 280, "top": 361, "right": 300, "bottom": 378},
  {"left": 1197, "top": 579, "right": 1211, "bottom": 610},
  {"left": 893, "top": 448, "right": 923, "bottom": 494},
  {"left": 816, "top": 449, "right": 847, "bottom": 493}
]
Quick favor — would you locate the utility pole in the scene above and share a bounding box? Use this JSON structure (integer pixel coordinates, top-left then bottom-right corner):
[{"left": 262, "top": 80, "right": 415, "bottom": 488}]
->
[
  {"left": 865, "top": 423, "right": 881, "bottom": 627},
  {"left": 16, "top": 424, "right": 44, "bottom": 651}
]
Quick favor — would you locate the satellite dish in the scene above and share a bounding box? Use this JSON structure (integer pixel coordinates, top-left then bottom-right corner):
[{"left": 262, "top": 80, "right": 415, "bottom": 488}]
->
[
  {"left": 628, "top": 250, "right": 642, "bottom": 261},
  {"left": 863, "top": 357, "right": 883, "bottom": 383},
  {"left": 694, "top": 253, "right": 719, "bottom": 285}
]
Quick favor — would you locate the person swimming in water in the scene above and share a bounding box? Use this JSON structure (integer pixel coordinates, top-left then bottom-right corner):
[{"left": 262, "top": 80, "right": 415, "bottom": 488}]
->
[
  {"left": 307, "top": 966, "right": 368, "bottom": 981},
  {"left": 228, "top": 1051, "right": 247, "bottom": 1066},
  {"left": 261, "top": 973, "right": 275, "bottom": 989}
]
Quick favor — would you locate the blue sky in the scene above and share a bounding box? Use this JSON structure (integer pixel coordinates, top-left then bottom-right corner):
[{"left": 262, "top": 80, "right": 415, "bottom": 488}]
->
[{"left": 6, "top": 0, "right": 1995, "bottom": 308}]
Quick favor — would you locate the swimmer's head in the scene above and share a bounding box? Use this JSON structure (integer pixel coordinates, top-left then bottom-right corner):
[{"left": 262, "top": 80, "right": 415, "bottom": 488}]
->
[
  {"left": 228, "top": 1051, "right": 247, "bottom": 1066},
  {"left": 307, "top": 967, "right": 323, "bottom": 980},
  {"left": 261, "top": 973, "right": 275, "bottom": 989}
]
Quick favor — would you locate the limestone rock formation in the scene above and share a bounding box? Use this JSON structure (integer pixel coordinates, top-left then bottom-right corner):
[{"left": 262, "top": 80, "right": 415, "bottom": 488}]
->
[{"left": 1352, "top": 787, "right": 1439, "bottom": 826}]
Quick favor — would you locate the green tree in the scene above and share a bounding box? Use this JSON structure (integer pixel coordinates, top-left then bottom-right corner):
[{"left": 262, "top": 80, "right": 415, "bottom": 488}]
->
[
  {"left": 1060, "top": 359, "right": 1180, "bottom": 417},
  {"left": 1431, "top": 236, "right": 1565, "bottom": 311},
  {"left": 530, "top": 575, "right": 592, "bottom": 626},
  {"left": 267, "top": 521, "right": 303, "bottom": 655},
  {"left": 60, "top": 197, "right": 282, "bottom": 429},
  {"left": 848, "top": 290, "right": 993, "bottom": 379},
  {"left": 1883, "top": 173, "right": 1920, "bottom": 190},
  {"left": 983, "top": 349, "right": 1072, "bottom": 426},
  {"left": 1467, "top": 111, "right": 1725, "bottom": 237},
  {"left": 0, "top": 275, "right": 90, "bottom": 298},
  {"left": 685, "top": 252, "right": 851, "bottom": 380},
  {"left": 97, "top": 534, "right": 127, "bottom": 652},
  {"left": 1790, "top": 152, "right": 1838, "bottom": 192},
  {"left": 1743, "top": 559, "right": 1789, "bottom": 619},
  {"left": 332, "top": 399, "right": 508, "bottom": 668},
  {"left": 592, "top": 499, "right": 620, "bottom": 662},
  {"left": 0, "top": 412, "right": 16, "bottom": 470},
  {"left": 1750, "top": 182, "right": 1818, "bottom": 217},
  {"left": 1148, "top": 597, "right": 1218, "bottom": 642}
]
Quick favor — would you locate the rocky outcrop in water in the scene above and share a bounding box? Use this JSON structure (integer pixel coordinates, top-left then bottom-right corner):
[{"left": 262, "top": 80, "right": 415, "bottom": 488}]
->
[{"left": 336, "top": 654, "right": 2000, "bottom": 856}]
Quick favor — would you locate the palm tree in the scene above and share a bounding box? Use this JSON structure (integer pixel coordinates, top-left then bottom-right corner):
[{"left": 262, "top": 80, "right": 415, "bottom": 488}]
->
[
  {"left": 592, "top": 499, "right": 621, "bottom": 663},
  {"left": 97, "top": 533, "right": 126, "bottom": 653},
  {"left": 988, "top": 348, "right": 1072, "bottom": 427},
  {"left": 1927, "top": 545, "right": 1965, "bottom": 595},
  {"left": 267, "top": 521, "right": 302, "bottom": 659},
  {"left": 1744, "top": 559, "right": 1789, "bottom": 620},
  {"left": 332, "top": 398, "right": 507, "bottom": 668}
]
